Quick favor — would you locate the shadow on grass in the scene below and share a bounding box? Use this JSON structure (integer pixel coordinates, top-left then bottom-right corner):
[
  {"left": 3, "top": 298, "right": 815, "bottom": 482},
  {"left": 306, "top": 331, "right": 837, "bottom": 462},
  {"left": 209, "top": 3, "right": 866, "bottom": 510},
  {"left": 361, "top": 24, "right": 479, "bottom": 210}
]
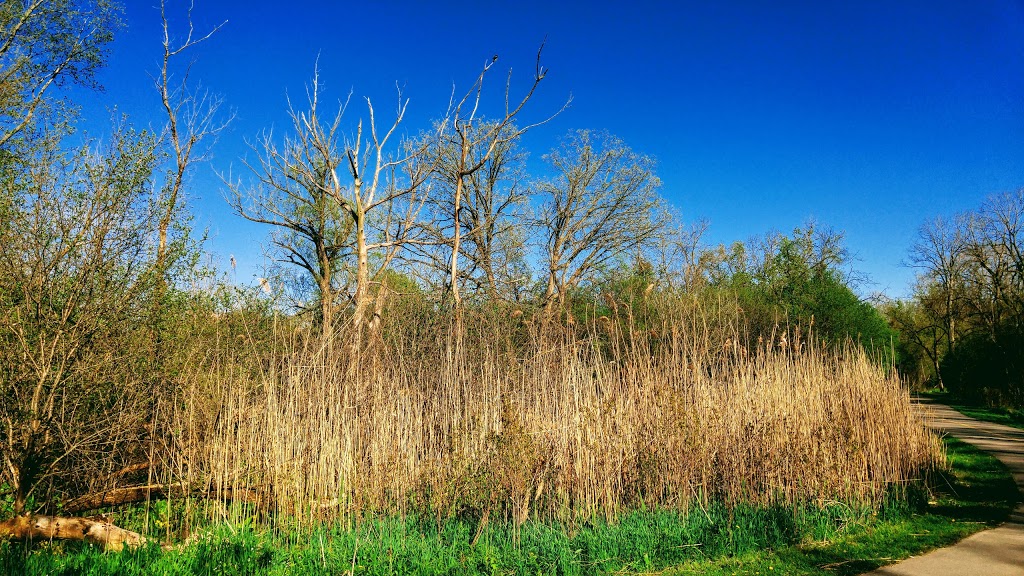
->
[
  {"left": 786, "top": 437, "right": 1018, "bottom": 576},
  {"left": 661, "top": 436, "right": 1019, "bottom": 576}
]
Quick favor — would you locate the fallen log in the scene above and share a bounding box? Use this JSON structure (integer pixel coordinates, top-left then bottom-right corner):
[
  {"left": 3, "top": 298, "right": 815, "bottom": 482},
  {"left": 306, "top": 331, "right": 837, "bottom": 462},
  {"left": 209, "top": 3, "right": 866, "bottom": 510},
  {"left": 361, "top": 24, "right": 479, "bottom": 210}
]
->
[
  {"left": 98, "top": 462, "right": 151, "bottom": 484},
  {"left": 63, "top": 484, "right": 170, "bottom": 514},
  {"left": 63, "top": 483, "right": 265, "bottom": 514},
  {"left": 0, "top": 483, "right": 267, "bottom": 550},
  {"left": 0, "top": 514, "right": 146, "bottom": 551}
]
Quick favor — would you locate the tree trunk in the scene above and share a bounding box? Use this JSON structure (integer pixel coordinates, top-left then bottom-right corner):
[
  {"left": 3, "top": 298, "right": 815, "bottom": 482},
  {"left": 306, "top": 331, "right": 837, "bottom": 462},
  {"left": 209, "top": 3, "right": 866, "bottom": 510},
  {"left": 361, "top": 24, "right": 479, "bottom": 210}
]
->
[
  {"left": 319, "top": 244, "right": 334, "bottom": 342},
  {"left": 945, "top": 289, "right": 956, "bottom": 355},
  {"left": 368, "top": 282, "right": 387, "bottom": 335},
  {"left": 0, "top": 515, "right": 146, "bottom": 551},
  {"left": 544, "top": 269, "right": 559, "bottom": 313},
  {"left": 351, "top": 212, "right": 371, "bottom": 352},
  {"left": 930, "top": 333, "right": 945, "bottom": 391},
  {"left": 449, "top": 139, "right": 470, "bottom": 308}
]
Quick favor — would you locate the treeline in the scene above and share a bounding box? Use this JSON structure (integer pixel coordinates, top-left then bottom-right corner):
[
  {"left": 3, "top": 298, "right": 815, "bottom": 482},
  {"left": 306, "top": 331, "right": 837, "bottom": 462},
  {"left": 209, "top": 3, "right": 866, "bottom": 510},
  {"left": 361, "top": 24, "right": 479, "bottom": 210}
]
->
[
  {"left": 218, "top": 57, "right": 892, "bottom": 355},
  {"left": 885, "top": 190, "right": 1024, "bottom": 408},
  {"left": 0, "top": 0, "right": 908, "bottom": 538}
]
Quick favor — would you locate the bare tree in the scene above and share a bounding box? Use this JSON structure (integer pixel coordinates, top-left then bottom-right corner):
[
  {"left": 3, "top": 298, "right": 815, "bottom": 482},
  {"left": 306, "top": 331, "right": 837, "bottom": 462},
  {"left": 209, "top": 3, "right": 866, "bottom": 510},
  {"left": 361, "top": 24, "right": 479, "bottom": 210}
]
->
[
  {"left": 909, "top": 215, "right": 966, "bottom": 358},
  {"left": 980, "top": 190, "right": 1024, "bottom": 319},
  {"left": 154, "top": 0, "right": 229, "bottom": 283},
  {"left": 228, "top": 69, "right": 436, "bottom": 342},
  {"left": 423, "top": 120, "right": 531, "bottom": 302},
  {"left": 141, "top": 1, "right": 231, "bottom": 507},
  {"left": 956, "top": 192, "right": 1024, "bottom": 338},
  {"left": 226, "top": 73, "right": 351, "bottom": 340},
  {"left": 438, "top": 46, "right": 564, "bottom": 306},
  {"left": 339, "top": 90, "right": 436, "bottom": 337},
  {"left": 901, "top": 190, "right": 1024, "bottom": 397},
  {"left": 960, "top": 213, "right": 1007, "bottom": 338},
  {"left": 653, "top": 215, "right": 709, "bottom": 291},
  {"left": 985, "top": 190, "right": 1024, "bottom": 302},
  {"left": 537, "top": 129, "right": 666, "bottom": 310}
]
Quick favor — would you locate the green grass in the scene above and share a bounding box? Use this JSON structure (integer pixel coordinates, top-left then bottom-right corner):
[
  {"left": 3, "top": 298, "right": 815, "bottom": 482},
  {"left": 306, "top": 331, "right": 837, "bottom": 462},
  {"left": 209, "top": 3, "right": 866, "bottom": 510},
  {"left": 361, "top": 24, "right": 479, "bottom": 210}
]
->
[
  {"left": 0, "top": 439, "right": 1016, "bottom": 576},
  {"left": 659, "top": 437, "right": 1019, "bottom": 575},
  {"left": 949, "top": 405, "right": 1024, "bottom": 430}
]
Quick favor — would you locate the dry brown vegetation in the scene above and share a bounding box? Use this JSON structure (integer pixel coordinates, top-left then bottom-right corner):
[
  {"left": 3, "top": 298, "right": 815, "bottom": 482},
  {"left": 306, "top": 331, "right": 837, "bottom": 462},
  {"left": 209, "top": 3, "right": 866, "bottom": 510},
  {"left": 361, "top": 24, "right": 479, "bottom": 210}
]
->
[{"left": 158, "top": 298, "right": 941, "bottom": 531}]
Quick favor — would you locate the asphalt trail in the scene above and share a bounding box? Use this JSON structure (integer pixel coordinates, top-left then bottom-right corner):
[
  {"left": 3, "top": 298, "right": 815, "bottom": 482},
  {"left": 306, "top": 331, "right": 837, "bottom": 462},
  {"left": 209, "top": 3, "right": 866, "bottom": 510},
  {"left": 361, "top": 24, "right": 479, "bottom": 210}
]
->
[{"left": 868, "top": 402, "right": 1024, "bottom": 576}]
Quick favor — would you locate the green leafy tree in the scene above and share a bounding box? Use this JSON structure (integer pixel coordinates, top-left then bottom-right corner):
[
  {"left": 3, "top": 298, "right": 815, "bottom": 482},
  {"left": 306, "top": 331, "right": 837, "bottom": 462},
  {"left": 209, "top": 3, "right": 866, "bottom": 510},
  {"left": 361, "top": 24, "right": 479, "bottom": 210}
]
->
[
  {"left": 0, "top": 0, "right": 121, "bottom": 154},
  {"left": 702, "top": 224, "right": 895, "bottom": 354}
]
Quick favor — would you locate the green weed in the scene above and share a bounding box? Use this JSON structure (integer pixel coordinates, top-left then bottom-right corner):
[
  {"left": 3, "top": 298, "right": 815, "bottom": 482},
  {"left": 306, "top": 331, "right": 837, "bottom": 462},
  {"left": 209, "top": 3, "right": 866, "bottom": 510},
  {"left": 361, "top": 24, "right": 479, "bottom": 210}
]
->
[{"left": 3, "top": 438, "right": 1011, "bottom": 576}]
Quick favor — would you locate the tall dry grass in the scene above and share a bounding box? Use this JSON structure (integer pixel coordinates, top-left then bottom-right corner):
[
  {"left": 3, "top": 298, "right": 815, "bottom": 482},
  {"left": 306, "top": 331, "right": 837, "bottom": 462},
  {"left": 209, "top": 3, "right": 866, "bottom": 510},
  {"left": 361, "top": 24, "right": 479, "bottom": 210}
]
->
[{"left": 165, "top": 298, "right": 941, "bottom": 529}]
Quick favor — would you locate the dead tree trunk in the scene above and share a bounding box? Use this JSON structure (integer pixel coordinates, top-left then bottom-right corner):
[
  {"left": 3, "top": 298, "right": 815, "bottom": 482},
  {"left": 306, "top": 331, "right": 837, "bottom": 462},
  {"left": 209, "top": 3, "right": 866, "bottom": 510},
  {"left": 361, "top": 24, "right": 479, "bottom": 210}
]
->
[{"left": 0, "top": 515, "right": 146, "bottom": 551}]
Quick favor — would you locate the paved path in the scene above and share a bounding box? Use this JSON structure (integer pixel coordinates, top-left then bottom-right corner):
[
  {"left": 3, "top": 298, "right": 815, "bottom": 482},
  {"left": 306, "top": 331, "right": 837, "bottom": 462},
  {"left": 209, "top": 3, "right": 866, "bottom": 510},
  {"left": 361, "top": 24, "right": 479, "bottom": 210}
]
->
[{"left": 868, "top": 402, "right": 1024, "bottom": 576}]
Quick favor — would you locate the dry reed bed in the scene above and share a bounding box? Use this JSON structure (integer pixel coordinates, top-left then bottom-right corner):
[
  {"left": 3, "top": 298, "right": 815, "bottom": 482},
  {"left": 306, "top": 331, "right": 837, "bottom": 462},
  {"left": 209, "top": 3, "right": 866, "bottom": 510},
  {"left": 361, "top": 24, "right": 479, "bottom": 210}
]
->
[{"left": 171, "top": 313, "right": 941, "bottom": 527}]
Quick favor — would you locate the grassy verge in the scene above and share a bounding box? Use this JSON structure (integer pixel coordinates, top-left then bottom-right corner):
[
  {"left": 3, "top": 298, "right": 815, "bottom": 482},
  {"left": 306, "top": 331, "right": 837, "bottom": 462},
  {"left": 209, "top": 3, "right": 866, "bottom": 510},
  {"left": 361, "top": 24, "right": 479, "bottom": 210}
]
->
[
  {"left": 660, "top": 437, "right": 1019, "bottom": 575},
  {"left": 919, "top": 391, "right": 1024, "bottom": 430},
  {"left": 0, "top": 438, "right": 1016, "bottom": 576}
]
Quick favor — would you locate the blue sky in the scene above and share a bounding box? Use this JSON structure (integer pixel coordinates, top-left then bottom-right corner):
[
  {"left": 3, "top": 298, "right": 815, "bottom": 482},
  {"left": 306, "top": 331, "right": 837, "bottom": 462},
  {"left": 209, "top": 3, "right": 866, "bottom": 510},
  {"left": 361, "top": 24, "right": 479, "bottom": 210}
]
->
[{"left": 76, "top": 0, "right": 1024, "bottom": 298}]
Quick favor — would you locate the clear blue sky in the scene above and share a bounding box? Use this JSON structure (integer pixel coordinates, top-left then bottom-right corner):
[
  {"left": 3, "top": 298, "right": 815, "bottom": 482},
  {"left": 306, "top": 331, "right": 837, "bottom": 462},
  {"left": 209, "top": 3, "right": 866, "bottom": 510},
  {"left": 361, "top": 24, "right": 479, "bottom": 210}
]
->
[{"left": 76, "top": 0, "right": 1024, "bottom": 298}]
